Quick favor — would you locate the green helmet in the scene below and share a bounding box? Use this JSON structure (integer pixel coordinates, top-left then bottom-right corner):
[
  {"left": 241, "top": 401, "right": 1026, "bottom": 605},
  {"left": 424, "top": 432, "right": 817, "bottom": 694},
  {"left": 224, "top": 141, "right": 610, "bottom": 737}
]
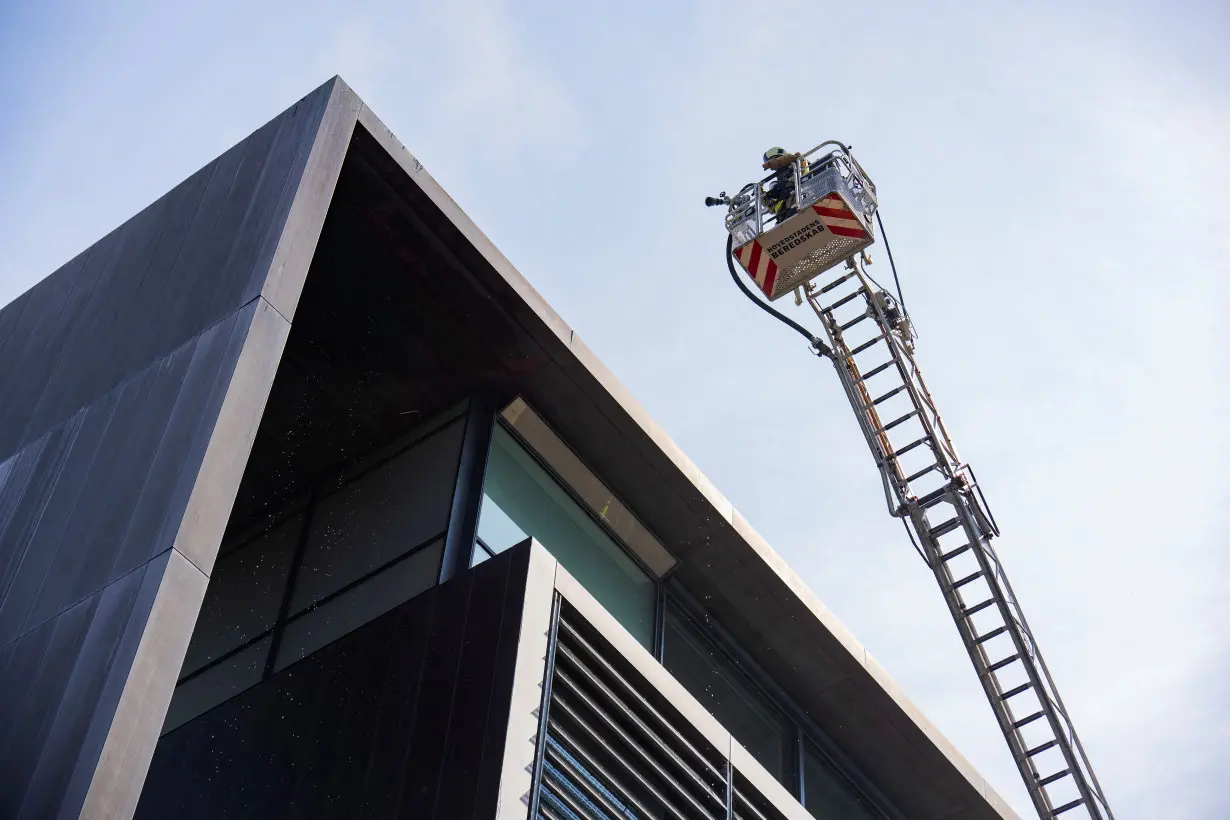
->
[{"left": 763, "top": 146, "right": 788, "bottom": 163}]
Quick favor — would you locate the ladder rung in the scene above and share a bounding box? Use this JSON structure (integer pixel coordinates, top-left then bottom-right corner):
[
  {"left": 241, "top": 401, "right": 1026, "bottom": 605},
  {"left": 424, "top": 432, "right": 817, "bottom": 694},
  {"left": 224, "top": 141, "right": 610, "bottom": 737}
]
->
[
  {"left": 1012, "top": 710, "right": 1046, "bottom": 729},
  {"left": 975, "top": 625, "right": 1008, "bottom": 645},
  {"left": 850, "top": 334, "right": 887, "bottom": 356},
  {"left": 962, "top": 599, "right": 996, "bottom": 618},
  {"left": 892, "top": 436, "right": 929, "bottom": 459},
  {"left": 1025, "top": 739, "right": 1058, "bottom": 758},
  {"left": 828, "top": 287, "right": 868, "bottom": 309},
  {"left": 917, "top": 487, "right": 949, "bottom": 508},
  {"left": 940, "top": 544, "right": 971, "bottom": 562},
  {"left": 1038, "top": 768, "right": 1071, "bottom": 787},
  {"left": 987, "top": 653, "right": 1020, "bottom": 673},
  {"left": 871, "top": 384, "right": 907, "bottom": 406},
  {"left": 1001, "top": 682, "right": 1033, "bottom": 701},
  {"left": 840, "top": 313, "right": 870, "bottom": 331},
  {"left": 860, "top": 360, "right": 896, "bottom": 381},
  {"left": 930, "top": 517, "right": 962, "bottom": 537},
  {"left": 1051, "top": 798, "right": 1085, "bottom": 816},
  {"left": 951, "top": 571, "right": 984, "bottom": 591},
  {"left": 905, "top": 463, "right": 940, "bottom": 484},
  {"left": 818, "top": 272, "right": 856, "bottom": 294},
  {"left": 880, "top": 410, "right": 919, "bottom": 433}
]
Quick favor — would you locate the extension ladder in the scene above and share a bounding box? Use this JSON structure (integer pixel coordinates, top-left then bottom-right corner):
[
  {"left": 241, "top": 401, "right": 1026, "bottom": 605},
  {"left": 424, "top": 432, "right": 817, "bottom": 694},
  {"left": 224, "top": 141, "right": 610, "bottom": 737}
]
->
[{"left": 803, "top": 257, "right": 1115, "bottom": 820}]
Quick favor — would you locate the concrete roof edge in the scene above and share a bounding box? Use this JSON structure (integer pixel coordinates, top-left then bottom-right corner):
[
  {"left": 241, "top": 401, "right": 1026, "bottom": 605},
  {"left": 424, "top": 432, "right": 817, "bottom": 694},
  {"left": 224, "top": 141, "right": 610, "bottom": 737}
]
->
[{"left": 351, "top": 98, "right": 575, "bottom": 352}]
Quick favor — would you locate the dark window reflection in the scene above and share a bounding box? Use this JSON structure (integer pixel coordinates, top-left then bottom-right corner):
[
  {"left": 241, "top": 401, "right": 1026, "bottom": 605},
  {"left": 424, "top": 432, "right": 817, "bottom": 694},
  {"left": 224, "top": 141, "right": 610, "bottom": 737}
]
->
[
  {"left": 803, "top": 742, "right": 880, "bottom": 819},
  {"left": 165, "top": 411, "right": 461, "bottom": 734},
  {"left": 662, "top": 601, "right": 792, "bottom": 787}
]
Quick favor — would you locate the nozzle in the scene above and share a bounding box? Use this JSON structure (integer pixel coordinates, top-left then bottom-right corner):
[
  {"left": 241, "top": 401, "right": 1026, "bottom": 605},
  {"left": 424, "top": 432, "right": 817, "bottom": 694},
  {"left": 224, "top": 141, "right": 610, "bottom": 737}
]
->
[{"left": 705, "top": 192, "right": 729, "bottom": 207}]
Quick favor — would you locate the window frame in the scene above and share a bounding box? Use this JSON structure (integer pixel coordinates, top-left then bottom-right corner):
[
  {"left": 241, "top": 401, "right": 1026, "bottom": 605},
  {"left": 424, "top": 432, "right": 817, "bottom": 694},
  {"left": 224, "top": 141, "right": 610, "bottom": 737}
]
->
[
  {"left": 662, "top": 584, "right": 801, "bottom": 791},
  {"left": 166, "top": 406, "right": 466, "bottom": 733},
  {"left": 471, "top": 411, "right": 672, "bottom": 579},
  {"left": 476, "top": 418, "right": 660, "bottom": 647},
  {"left": 665, "top": 582, "right": 896, "bottom": 819}
]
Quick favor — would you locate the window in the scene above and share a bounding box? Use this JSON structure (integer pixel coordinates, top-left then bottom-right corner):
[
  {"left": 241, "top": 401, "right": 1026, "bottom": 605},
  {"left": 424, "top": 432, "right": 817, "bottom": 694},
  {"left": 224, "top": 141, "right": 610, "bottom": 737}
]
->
[
  {"left": 803, "top": 742, "right": 881, "bottom": 819},
  {"left": 164, "top": 411, "right": 462, "bottom": 734},
  {"left": 498, "top": 398, "right": 675, "bottom": 577},
  {"left": 180, "top": 514, "right": 302, "bottom": 678},
  {"left": 474, "top": 424, "right": 657, "bottom": 648},
  {"left": 274, "top": 539, "right": 442, "bottom": 671},
  {"left": 662, "top": 600, "right": 794, "bottom": 787},
  {"left": 289, "top": 421, "right": 460, "bottom": 611}
]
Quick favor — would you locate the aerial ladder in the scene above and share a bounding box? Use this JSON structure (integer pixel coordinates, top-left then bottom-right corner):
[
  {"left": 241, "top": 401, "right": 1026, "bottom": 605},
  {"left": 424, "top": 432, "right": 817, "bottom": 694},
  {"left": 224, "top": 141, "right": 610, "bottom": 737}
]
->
[{"left": 706, "top": 144, "right": 1114, "bottom": 820}]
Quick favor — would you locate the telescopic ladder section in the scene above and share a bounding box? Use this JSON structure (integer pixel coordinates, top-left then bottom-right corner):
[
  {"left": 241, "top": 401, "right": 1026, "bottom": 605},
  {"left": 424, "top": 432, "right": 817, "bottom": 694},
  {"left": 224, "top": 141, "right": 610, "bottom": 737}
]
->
[{"left": 803, "top": 258, "right": 1114, "bottom": 820}]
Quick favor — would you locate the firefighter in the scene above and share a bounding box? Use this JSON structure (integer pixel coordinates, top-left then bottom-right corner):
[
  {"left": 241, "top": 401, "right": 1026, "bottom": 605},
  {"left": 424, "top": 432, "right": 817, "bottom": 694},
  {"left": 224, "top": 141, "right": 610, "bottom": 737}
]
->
[{"left": 761, "top": 147, "right": 809, "bottom": 222}]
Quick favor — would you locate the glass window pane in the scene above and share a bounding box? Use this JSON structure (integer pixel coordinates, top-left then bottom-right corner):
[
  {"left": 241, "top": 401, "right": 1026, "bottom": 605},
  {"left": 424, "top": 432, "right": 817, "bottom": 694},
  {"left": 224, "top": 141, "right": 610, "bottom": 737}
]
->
[
  {"left": 471, "top": 540, "right": 495, "bottom": 568},
  {"left": 481, "top": 426, "right": 655, "bottom": 648},
  {"left": 275, "top": 540, "right": 442, "bottom": 671},
  {"left": 803, "top": 742, "right": 878, "bottom": 819},
  {"left": 180, "top": 516, "right": 301, "bottom": 677},
  {"left": 663, "top": 603, "right": 792, "bottom": 786},
  {"left": 163, "top": 636, "right": 272, "bottom": 735},
  {"left": 291, "top": 421, "right": 461, "bottom": 611},
  {"left": 475, "top": 492, "right": 528, "bottom": 556}
]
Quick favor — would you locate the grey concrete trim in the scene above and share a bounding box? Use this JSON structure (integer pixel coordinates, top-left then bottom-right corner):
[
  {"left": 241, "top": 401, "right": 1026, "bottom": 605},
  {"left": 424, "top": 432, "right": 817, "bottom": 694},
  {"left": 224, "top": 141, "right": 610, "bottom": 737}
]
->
[
  {"left": 552, "top": 564, "right": 732, "bottom": 762},
  {"left": 76, "top": 298, "right": 291, "bottom": 818},
  {"left": 729, "top": 509, "right": 866, "bottom": 667},
  {"left": 565, "top": 333, "right": 735, "bottom": 525},
  {"left": 353, "top": 104, "right": 575, "bottom": 352},
  {"left": 76, "top": 549, "right": 208, "bottom": 819},
  {"left": 500, "top": 397, "right": 677, "bottom": 578},
  {"left": 170, "top": 298, "right": 292, "bottom": 576},
  {"left": 260, "top": 77, "right": 363, "bottom": 322},
  {"left": 729, "top": 738, "right": 814, "bottom": 820},
  {"left": 494, "top": 541, "right": 558, "bottom": 819}
]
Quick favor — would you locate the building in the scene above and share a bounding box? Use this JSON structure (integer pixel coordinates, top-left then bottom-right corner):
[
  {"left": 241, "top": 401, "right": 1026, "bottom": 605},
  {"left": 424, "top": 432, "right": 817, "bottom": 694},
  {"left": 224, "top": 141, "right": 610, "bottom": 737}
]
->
[{"left": 0, "top": 78, "right": 1018, "bottom": 820}]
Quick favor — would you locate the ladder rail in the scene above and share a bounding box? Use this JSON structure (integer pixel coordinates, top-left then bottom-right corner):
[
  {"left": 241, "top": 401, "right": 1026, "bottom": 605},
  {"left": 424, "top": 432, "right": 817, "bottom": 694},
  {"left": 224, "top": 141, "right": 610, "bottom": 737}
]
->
[
  {"left": 975, "top": 533, "right": 1116, "bottom": 818},
  {"left": 949, "top": 495, "right": 1088, "bottom": 819},
  {"left": 802, "top": 259, "right": 1114, "bottom": 820}
]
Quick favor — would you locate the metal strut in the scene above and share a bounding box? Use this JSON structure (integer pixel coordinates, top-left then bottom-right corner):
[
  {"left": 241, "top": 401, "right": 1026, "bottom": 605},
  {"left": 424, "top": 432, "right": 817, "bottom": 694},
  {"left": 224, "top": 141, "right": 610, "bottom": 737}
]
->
[{"left": 801, "top": 256, "right": 1114, "bottom": 820}]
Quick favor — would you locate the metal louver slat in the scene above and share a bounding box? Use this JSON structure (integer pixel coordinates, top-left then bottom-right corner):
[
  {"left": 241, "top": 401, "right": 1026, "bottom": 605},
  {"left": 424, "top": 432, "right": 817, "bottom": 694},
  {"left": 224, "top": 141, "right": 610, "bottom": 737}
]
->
[
  {"left": 554, "top": 643, "right": 726, "bottom": 807},
  {"left": 549, "top": 698, "right": 690, "bottom": 820},
  {"left": 547, "top": 720, "right": 670, "bottom": 820},
  {"left": 546, "top": 738, "right": 642, "bottom": 819},
  {"left": 534, "top": 603, "right": 792, "bottom": 820},
  {"left": 540, "top": 775, "right": 600, "bottom": 820},
  {"left": 733, "top": 786, "right": 774, "bottom": 820},
  {"left": 552, "top": 673, "right": 719, "bottom": 818},
  {"left": 557, "top": 619, "right": 726, "bottom": 782}
]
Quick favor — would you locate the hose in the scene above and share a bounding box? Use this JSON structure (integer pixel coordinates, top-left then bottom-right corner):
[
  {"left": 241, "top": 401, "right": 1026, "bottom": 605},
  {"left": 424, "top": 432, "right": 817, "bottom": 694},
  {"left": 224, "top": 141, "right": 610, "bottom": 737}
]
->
[
  {"left": 874, "top": 210, "right": 907, "bottom": 316},
  {"left": 725, "top": 234, "right": 832, "bottom": 358}
]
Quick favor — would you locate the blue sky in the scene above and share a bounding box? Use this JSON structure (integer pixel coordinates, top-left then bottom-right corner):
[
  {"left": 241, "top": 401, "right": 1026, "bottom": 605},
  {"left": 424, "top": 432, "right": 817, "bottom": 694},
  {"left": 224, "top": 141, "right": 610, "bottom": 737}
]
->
[{"left": 1, "top": 0, "right": 1227, "bottom": 816}]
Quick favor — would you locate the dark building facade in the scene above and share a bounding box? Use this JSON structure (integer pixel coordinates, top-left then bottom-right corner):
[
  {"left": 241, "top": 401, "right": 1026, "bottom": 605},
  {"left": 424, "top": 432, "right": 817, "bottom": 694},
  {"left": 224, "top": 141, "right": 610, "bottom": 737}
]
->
[{"left": 0, "top": 78, "right": 1017, "bottom": 820}]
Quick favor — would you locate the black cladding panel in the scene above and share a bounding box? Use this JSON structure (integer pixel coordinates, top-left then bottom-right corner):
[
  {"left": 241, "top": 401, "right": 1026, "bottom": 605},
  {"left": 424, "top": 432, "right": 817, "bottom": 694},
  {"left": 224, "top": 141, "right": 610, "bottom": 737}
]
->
[
  {"left": 0, "top": 79, "right": 340, "bottom": 820},
  {"left": 135, "top": 546, "right": 531, "bottom": 820}
]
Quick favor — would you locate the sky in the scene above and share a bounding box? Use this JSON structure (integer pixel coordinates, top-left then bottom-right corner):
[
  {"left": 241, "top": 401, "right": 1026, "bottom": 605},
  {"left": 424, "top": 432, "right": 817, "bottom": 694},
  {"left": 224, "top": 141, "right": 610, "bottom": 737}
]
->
[{"left": 1, "top": 0, "right": 1227, "bottom": 816}]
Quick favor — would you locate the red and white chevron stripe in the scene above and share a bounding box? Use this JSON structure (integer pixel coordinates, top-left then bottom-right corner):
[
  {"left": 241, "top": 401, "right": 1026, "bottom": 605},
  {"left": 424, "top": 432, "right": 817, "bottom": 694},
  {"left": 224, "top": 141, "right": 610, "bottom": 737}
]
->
[
  {"left": 812, "top": 195, "right": 869, "bottom": 239},
  {"left": 732, "top": 240, "right": 778, "bottom": 297}
]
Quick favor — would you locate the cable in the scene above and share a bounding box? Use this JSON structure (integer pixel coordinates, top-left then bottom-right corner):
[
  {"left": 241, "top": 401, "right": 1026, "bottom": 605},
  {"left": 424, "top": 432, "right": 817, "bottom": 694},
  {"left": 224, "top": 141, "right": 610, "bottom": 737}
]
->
[
  {"left": 874, "top": 210, "right": 906, "bottom": 313},
  {"left": 902, "top": 519, "right": 931, "bottom": 568},
  {"left": 726, "top": 226, "right": 929, "bottom": 569},
  {"left": 725, "top": 234, "right": 831, "bottom": 358}
]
